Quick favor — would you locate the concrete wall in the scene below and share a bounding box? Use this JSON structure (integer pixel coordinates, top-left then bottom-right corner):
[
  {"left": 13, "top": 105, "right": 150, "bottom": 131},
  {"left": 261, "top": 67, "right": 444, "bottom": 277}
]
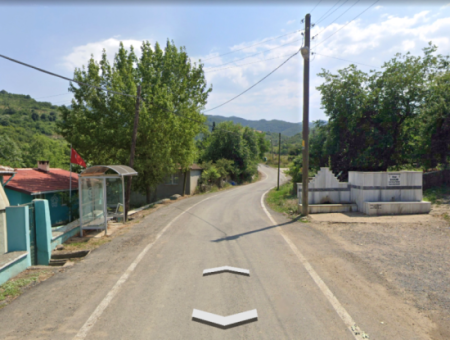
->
[
  {"left": 0, "top": 253, "right": 28, "bottom": 286},
  {"left": 350, "top": 171, "right": 423, "bottom": 213},
  {"left": 5, "top": 205, "right": 31, "bottom": 267},
  {"left": 34, "top": 200, "right": 52, "bottom": 265},
  {"left": 0, "top": 177, "right": 10, "bottom": 254},
  {"left": 298, "top": 167, "right": 350, "bottom": 204},
  {"left": 189, "top": 170, "right": 201, "bottom": 195}
]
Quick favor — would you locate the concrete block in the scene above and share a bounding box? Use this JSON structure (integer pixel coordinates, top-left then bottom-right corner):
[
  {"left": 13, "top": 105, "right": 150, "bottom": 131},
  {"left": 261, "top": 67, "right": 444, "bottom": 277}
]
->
[
  {"left": 364, "top": 201, "right": 431, "bottom": 216},
  {"left": 299, "top": 204, "right": 358, "bottom": 214},
  {"left": 34, "top": 200, "right": 52, "bottom": 265}
]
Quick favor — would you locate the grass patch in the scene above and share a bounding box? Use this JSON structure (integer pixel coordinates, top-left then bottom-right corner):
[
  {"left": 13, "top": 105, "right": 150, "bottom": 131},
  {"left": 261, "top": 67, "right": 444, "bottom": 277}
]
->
[
  {"left": 0, "top": 269, "right": 55, "bottom": 309},
  {"left": 266, "top": 182, "right": 302, "bottom": 218},
  {"left": 423, "top": 185, "right": 450, "bottom": 204},
  {"left": 0, "top": 275, "right": 39, "bottom": 302},
  {"left": 63, "top": 236, "right": 111, "bottom": 252}
]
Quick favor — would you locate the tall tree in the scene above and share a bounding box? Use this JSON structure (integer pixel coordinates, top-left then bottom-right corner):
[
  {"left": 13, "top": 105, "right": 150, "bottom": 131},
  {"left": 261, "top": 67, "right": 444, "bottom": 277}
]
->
[{"left": 58, "top": 40, "right": 211, "bottom": 202}]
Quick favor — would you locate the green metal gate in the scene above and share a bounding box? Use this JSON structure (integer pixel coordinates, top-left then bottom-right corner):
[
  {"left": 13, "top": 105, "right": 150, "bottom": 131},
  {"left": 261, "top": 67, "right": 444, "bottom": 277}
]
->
[{"left": 21, "top": 202, "right": 37, "bottom": 265}]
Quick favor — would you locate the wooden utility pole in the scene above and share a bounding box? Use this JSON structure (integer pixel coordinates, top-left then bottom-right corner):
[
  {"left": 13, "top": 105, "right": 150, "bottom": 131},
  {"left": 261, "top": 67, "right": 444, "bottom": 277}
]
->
[
  {"left": 125, "top": 85, "right": 141, "bottom": 221},
  {"left": 301, "top": 14, "right": 311, "bottom": 216},
  {"left": 271, "top": 139, "right": 274, "bottom": 162},
  {"left": 277, "top": 133, "right": 281, "bottom": 190}
]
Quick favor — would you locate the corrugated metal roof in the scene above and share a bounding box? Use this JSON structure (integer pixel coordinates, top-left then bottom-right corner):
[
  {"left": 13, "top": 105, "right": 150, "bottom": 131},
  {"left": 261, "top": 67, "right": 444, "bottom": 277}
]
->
[{"left": 0, "top": 165, "right": 16, "bottom": 174}]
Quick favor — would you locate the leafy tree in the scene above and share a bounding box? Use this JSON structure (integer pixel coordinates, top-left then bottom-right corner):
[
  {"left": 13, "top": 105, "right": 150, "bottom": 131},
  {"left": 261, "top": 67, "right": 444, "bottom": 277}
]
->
[
  {"left": 58, "top": 40, "right": 211, "bottom": 202},
  {"left": 31, "top": 112, "right": 39, "bottom": 121},
  {"left": 200, "top": 121, "right": 260, "bottom": 182},
  {"left": 23, "top": 134, "right": 69, "bottom": 169},
  {"left": 0, "top": 133, "right": 23, "bottom": 167},
  {"left": 316, "top": 43, "right": 450, "bottom": 178}
]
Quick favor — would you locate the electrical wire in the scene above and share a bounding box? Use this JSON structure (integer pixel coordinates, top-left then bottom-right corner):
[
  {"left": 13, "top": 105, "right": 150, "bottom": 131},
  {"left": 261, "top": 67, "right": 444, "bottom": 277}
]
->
[
  {"left": 204, "top": 50, "right": 300, "bottom": 113},
  {"left": 205, "top": 36, "right": 302, "bottom": 71},
  {"left": 203, "top": 29, "right": 302, "bottom": 62},
  {"left": 205, "top": 53, "right": 295, "bottom": 73},
  {"left": 314, "top": 0, "right": 343, "bottom": 24},
  {"left": 0, "top": 53, "right": 137, "bottom": 99},
  {"left": 313, "top": 0, "right": 379, "bottom": 49},
  {"left": 315, "top": 0, "right": 349, "bottom": 25},
  {"left": 312, "top": 0, "right": 360, "bottom": 39},
  {"left": 312, "top": 52, "right": 378, "bottom": 68},
  {"left": 310, "top": 0, "right": 323, "bottom": 14},
  {"left": 0, "top": 53, "right": 280, "bottom": 137}
]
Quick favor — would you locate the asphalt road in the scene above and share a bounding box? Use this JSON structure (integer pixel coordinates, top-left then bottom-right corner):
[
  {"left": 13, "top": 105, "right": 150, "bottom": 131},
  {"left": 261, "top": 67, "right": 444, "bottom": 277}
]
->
[{"left": 0, "top": 166, "right": 435, "bottom": 339}]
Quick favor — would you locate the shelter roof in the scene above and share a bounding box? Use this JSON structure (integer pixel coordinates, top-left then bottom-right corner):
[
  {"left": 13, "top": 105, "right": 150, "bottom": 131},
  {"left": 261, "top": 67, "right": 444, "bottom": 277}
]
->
[
  {"left": 4, "top": 168, "right": 78, "bottom": 195},
  {"left": 80, "top": 165, "right": 138, "bottom": 177},
  {"left": 0, "top": 165, "right": 16, "bottom": 175}
]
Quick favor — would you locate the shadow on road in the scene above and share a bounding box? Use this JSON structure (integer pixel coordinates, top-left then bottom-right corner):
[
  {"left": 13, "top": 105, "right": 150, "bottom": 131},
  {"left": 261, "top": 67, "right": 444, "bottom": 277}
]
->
[
  {"left": 210, "top": 217, "right": 301, "bottom": 243},
  {"left": 172, "top": 206, "right": 228, "bottom": 236}
]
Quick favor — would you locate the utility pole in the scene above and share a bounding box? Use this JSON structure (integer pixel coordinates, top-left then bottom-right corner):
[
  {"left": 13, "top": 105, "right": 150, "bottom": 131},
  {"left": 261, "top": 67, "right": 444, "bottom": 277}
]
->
[
  {"left": 277, "top": 133, "right": 281, "bottom": 190},
  {"left": 301, "top": 14, "right": 311, "bottom": 216},
  {"left": 125, "top": 85, "right": 141, "bottom": 221},
  {"left": 271, "top": 139, "right": 274, "bottom": 162}
]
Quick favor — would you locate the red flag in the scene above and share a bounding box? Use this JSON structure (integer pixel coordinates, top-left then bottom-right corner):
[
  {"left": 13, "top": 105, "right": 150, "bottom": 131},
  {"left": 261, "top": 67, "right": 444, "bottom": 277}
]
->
[{"left": 70, "top": 148, "right": 86, "bottom": 167}]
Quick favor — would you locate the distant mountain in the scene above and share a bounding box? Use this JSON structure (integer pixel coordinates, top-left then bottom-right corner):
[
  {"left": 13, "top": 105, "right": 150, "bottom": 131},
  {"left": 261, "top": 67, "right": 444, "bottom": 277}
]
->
[{"left": 206, "top": 115, "right": 309, "bottom": 137}]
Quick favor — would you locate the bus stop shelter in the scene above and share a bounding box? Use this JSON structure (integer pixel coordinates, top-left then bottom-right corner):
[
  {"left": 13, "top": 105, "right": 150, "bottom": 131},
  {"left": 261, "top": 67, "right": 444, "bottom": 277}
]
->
[{"left": 78, "top": 165, "right": 137, "bottom": 236}]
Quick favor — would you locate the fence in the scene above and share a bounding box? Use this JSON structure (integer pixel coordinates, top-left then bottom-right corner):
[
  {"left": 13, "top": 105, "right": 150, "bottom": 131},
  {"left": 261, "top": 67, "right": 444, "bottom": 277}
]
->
[{"left": 423, "top": 169, "right": 450, "bottom": 190}]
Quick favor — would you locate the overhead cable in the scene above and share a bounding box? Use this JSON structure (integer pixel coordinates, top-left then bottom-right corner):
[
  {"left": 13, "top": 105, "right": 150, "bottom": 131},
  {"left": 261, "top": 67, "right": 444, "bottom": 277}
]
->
[
  {"left": 205, "top": 53, "right": 295, "bottom": 73},
  {"left": 203, "top": 29, "right": 302, "bottom": 62},
  {"left": 315, "top": 0, "right": 349, "bottom": 25},
  {"left": 204, "top": 50, "right": 300, "bottom": 113},
  {"left": 310, "top": 0, "right": 323, "bottom": 14},
  {"left": 0, "top": 53, "right": 137, "bottom": 99},
  {"left": 313, "top": 0, "right": 379, "bottom": 49},
  {"left": 312, "top": 0, "right": 361, "bottom": 39},
  {"left": 205, "top": 36, "right": 302, "bottom": 70},
  {"left": 314, "top": 0, "right": 343, "bottom": 24}
]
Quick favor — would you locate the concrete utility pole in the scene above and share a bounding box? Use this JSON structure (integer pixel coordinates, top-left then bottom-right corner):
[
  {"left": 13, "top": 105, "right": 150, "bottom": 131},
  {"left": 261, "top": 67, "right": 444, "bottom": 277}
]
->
[
  {"left": 125, "top": 85, "right": 141, "bottom": 221},
  {"left": 277, "top": 133, "right": 281, "bottom": 190},
  {"left": 301, "top": 14, "right": 311, "bottom": 216}
]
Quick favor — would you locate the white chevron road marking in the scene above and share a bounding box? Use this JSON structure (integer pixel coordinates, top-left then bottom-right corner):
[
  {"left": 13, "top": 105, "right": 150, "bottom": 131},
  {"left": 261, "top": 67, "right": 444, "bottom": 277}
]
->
[
  {"left": 192, "top": 309, "right": 258, "bottom": 328},
  {"left": 203, "top": 266, "right": 250, "bottom": 276}
]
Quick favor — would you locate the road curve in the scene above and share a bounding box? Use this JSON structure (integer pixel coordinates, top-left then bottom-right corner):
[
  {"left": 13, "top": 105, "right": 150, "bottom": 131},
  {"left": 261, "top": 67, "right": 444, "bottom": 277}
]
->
[{"left": 0, "top": 165, "right": 433, "bottom": 339}]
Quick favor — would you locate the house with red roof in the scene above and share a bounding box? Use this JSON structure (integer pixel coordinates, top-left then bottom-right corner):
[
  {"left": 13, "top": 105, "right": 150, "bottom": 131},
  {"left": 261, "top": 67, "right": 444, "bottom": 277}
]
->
[{"left": 3, "top": 161, "right": 78, "bottom": 226}]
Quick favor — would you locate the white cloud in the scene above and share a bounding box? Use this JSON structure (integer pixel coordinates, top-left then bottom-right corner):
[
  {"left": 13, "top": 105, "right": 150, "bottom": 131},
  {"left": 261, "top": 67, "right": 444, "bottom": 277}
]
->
[
  {"left": 61, "top": 38, "right": 145, "bottom": 71},
  {"left": 287, "top": 19, "right": 296, "bottom": 25},
  {"left": 374, "top": 5, "right": 383, "bottom": 10},
  {"left": 60, "top": 10, "right": 450, "bottom": 123}
]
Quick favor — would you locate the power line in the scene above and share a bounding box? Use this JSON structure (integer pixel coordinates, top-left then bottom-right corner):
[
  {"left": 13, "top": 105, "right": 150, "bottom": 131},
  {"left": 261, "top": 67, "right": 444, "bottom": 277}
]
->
[
  {"left": 315, "top": 0, "right": 349, "bottom": 25},
  {"left": 314, "top": 0, "right": 343, "bottom": 24},
  {"left": 310, "top": 0, "right": 323, "bottom": 14},
  {"left": 312, "top": 52, "right": 378, "bottom": 68},
  {"left": 205, "top": 36, "right": 302, "bottom": 71},
  {"left": 205, "top": 53, "right": 295, "bottom": 73},
  {"left": 313, "top": 0, "right": 379, "bottom": 49},
  {"left": 0, "top": 53, "right": 137, "bottom": 99},
  {"left": 312, "top": 0, "right": 360, "bottom": 39},
  {"left": 203, "top": 29, "right": 302, "bottom": 62},
  {"left": 204, "top": 50, "right": 300, "bottom": 113}
]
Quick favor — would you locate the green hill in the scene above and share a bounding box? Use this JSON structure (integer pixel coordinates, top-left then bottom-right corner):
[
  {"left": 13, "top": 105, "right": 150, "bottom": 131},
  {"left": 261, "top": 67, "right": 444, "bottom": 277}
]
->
[
  {"left": 206, "top": 115, "right": 305, "bottom": 137},
  {"left": 0, "top": 90, "right": 69, "bottom": 169}
]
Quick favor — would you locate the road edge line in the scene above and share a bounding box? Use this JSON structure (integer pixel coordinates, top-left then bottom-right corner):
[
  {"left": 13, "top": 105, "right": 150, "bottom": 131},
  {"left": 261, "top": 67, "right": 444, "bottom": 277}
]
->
[
  {"left": 260, "top": 186, "right": 364, "bottom": 340},
  {"left": 74, "top": 195, "right": 217, "bottom": 340}
]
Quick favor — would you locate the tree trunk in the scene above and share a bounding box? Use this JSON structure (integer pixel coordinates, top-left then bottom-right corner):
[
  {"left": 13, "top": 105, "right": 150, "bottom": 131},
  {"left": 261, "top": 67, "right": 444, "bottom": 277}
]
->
[
  {"left": 183, "top": 171, "right": 188, "bottom": 196},
  {"left": 146, "top": 185, "right": 151, "bottom": 204}
]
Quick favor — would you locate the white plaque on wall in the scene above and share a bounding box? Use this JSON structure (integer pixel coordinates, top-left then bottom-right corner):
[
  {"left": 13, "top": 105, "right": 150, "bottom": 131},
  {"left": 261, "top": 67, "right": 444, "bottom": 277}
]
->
[{"left": 388, "top": 174, "right": 401, "bottom": 186}]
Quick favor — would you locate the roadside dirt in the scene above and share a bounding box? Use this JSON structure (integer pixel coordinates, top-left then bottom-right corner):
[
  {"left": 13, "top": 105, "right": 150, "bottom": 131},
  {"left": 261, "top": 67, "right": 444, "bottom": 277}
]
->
[{"left": 304, "top": 205, "right": 450, "bottom": 339}]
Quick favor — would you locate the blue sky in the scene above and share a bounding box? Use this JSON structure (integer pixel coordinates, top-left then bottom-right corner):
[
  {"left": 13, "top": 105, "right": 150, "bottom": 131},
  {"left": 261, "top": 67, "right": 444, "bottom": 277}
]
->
[{"left": 1, "top": 1, "right": 450, "bottom": 123}]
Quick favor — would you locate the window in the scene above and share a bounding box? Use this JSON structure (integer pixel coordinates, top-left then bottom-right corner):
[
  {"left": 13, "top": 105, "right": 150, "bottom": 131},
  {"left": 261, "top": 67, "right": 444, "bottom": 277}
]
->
[{"left": 165, "top": 174, "right": 180, "bottom": 185}]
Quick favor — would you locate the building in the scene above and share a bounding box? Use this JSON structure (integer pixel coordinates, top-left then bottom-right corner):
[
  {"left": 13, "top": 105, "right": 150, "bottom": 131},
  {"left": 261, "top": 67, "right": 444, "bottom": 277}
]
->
[
  {"left": 3, "top": 161, "right": 78, "bottom": 226},
  {"left": 130, "top": 164, "right": 203, "bottom": 206}
]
